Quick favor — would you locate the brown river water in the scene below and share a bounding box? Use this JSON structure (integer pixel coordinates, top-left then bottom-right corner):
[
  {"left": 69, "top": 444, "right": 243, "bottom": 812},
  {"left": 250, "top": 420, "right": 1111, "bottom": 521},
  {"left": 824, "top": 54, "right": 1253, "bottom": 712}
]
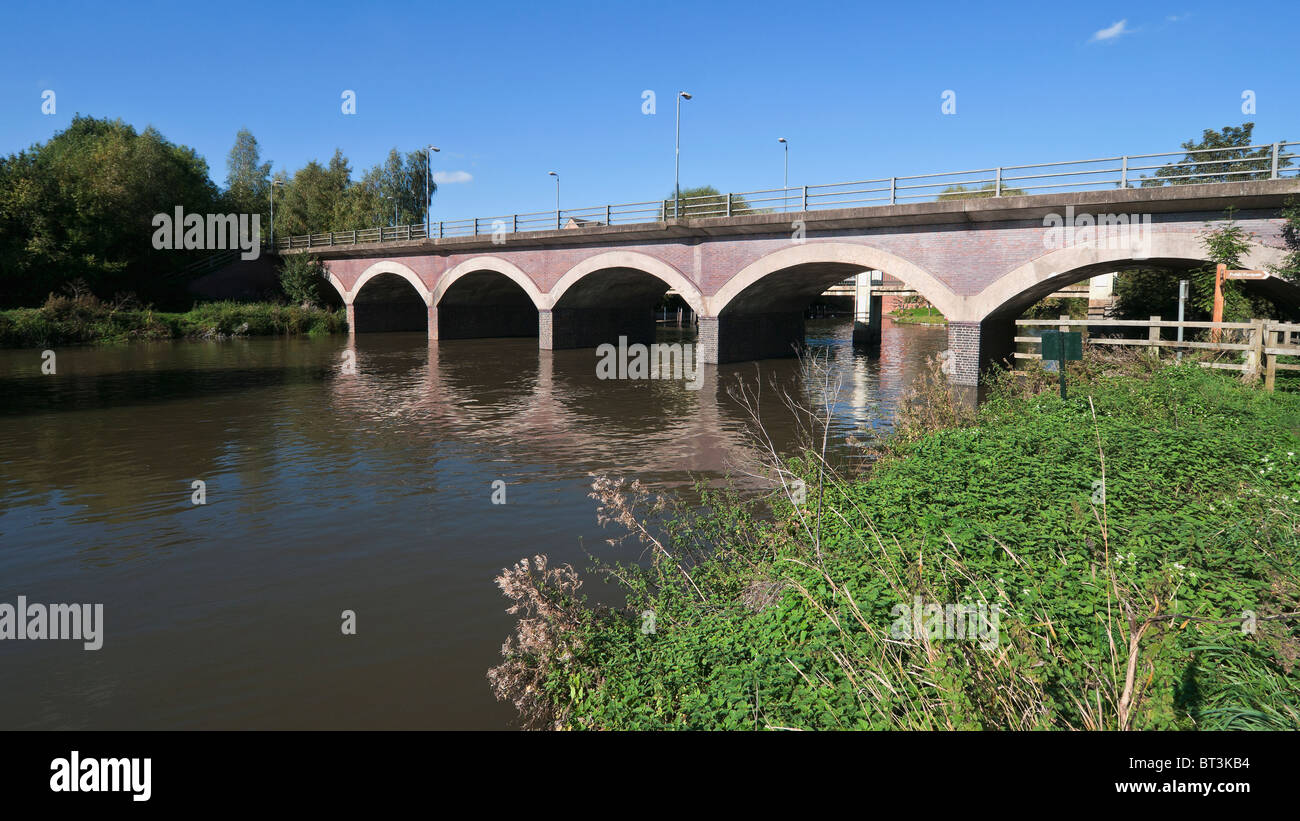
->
[{"left": 0, "top": 317, "right": 945, "bottom": 729}]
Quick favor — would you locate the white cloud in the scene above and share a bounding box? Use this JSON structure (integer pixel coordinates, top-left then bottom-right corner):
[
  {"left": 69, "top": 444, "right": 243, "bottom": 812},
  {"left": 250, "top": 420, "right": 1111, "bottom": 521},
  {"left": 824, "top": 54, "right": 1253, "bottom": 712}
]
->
[
  {"left": 433, "top": 170, "right": 473, "bottom": 184},
  {"left": 1089, "top": 19, "right": 1130, "bottom": 42}
]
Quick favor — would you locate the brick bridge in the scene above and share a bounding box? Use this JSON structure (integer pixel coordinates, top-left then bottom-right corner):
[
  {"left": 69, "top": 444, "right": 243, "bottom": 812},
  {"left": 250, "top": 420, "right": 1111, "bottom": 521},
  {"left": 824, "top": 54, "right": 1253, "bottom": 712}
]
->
[{"left": 293, "top": 180, "right": 1300, "bottom": 385}]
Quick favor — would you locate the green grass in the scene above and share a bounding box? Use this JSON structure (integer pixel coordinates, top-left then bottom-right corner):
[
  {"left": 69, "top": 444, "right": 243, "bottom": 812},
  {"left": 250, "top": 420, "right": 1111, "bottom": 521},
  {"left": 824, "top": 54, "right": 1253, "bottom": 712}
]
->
[
  {"left": 0, "top": 296, "right": 346, "bottom": 348},
  {"left": 889, "top": 305, "right": 947, "bottom": 325},
  {"left": 490, "top": 365, "right": 1300, "bottom": 730}
]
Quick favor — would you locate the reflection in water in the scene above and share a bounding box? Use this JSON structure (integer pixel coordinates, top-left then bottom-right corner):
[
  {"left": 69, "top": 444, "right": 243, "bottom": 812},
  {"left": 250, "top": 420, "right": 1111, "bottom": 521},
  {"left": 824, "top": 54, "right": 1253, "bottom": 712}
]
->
[{"left": 0, "top": 318, "right": 945, "bottom": 729}]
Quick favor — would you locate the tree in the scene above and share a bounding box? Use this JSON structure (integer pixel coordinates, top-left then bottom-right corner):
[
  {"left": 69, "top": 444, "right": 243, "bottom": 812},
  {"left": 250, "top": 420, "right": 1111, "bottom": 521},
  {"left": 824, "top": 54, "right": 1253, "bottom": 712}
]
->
[
  {"left": 0, "top": 115, "right": 218, "bottom": 307},
  {"left": 1138, "top": 123, "right": 1289, "bottom": 186},
  {"left": 278, "top": 253, "right": 324, "bottom": 306},
  {"left": 1271, "top": 196, "right": 1300, "bottom": 282},
  {"left": 224, "top": 128, "right": 271, "bottom": 232},
  {"left": 937, "top": 182, "right": 1026, "bottom": 200},
  {"left": 661, "top": 185, "right": 758, "bottom": 219}
]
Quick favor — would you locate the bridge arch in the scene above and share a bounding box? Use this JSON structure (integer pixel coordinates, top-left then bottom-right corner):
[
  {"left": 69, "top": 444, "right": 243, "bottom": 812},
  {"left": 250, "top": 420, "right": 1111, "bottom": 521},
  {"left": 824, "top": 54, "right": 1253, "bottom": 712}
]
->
[
  {"left": 323, "top": 269, "right": 349, "bottom": 304},
  {"left": 432, "top": 256, "right": 543, "bottom": 339},
  {"left": 709, "top": 242, "right": 962, "bottom": 319},
  {"left": 349, "top": 260, "right": 432, "bottom": 305},
  {"left": 550, "top": 251, "right": 704, "bottom": 316},
  {"left": 350, "top": 261, "right": 431, "bottom": 333},
  {"left": 433, "top": 256, "right": 547, "bottom": 310},
  {"left": 972, "top": 232, "right": 1292, "bottom": 321}
]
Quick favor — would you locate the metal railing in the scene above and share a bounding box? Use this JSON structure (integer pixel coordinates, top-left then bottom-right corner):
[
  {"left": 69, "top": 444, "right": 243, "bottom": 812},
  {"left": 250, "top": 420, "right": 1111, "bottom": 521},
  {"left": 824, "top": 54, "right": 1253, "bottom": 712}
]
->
[{"left": 276, "top": 141, "right": 1299, "bottom": 251}]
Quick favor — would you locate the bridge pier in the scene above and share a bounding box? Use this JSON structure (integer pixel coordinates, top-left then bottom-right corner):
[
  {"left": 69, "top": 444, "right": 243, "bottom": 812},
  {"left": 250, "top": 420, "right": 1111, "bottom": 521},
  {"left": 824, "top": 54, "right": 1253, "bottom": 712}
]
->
[
  {"left": 698, "top": 312, "right": 806, "bottom": 364},
  {"left": 850, "top": 271, "right": 883, "bottom": 349},
  {"left": 539, "top": 307, "right": 656, "bottom": 350},
  {"left": 433, "top": 305, "right": 537, "bottom": 340},
  {"left": 946, "top": 317, "right": 1015, "bottom": 386}
]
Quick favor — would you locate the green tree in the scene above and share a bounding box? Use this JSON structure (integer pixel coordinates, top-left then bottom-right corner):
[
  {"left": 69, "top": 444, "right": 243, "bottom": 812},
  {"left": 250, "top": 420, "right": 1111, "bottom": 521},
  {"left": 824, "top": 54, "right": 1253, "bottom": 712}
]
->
[
  {"left": 937, "top": 182, "right": 1026, "bottom": 199},
  {"left": 278, "top": 253, "right": 324, "bottom": 306},
  {"left": 1138, "top": 123, "right": 1289, "bottom": 186},
  {"left": 224, "top": 128, "right": 271, "bottom": 233},
  {"left": 1271, "top": 196, "right": 1300, "bottom": 282},
  {"left": 0, "top": 115, "right": 218, "bottom": 307},
  {"left": 661, "top": 185, "right": 758, "bottom": 219}
]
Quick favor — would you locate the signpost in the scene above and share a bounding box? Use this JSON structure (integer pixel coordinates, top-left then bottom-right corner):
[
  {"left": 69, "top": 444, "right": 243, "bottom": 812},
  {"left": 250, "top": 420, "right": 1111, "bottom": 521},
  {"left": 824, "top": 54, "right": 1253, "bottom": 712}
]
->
[
  {"left": 1212, "top": 264, "right": 1267, "bottom": 342},
  {"left": 1040, "top": 329, "right": 1083, "bottom": 399}
]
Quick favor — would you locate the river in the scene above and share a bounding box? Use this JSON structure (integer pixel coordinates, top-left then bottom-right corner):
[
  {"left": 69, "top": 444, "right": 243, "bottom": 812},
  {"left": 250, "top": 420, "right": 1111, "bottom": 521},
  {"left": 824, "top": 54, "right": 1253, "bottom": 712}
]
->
[{"left": 0, "top": 317, "right": 945, "bottom": 729}]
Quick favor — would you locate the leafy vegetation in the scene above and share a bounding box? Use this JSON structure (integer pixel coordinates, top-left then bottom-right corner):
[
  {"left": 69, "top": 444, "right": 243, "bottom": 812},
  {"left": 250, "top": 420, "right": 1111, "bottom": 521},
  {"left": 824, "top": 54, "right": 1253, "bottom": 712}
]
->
[
  {"left": 490, "top": 361, "right": 1300, "bottom": 730},
  {"left": 0, "top": 116, "right": 434, "bottom": 310},
  {"left": 0, "top": 287, "right": 345, "bottom": 348},
  {"left": 279, "top": 254, "right": 327, "bottom": 307}
]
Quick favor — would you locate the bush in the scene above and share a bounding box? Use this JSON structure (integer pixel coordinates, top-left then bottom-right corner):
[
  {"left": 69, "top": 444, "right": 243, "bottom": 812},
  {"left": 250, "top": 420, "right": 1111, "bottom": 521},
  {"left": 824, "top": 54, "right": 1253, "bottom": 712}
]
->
[{"left": 278, "top": 254, "right": 326, "bottom": 307}]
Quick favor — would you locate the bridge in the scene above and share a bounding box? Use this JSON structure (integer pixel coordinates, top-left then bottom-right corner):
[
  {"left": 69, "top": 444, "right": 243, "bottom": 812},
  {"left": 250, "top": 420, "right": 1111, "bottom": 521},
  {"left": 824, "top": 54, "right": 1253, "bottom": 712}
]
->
[{"left": 282, "top": 144, "right": 1300, "bottom": 385}]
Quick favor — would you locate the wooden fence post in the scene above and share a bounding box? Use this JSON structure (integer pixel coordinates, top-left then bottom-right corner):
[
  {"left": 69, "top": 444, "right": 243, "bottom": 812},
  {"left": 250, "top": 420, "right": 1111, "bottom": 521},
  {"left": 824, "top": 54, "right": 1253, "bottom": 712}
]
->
[
  {"left": 1149, "top": 315, "right": 1161, "bottom": 360},
  {"left": 1242, "top": 320, "right": 1263, "bottom": 384},
  {"left": 1264, "top": 324, "right": 1278, "bottom": 392}
]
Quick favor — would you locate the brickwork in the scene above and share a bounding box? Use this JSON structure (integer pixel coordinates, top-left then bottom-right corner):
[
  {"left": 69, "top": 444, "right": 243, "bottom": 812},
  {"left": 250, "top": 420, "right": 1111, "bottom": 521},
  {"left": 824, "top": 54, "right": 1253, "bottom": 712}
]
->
[{"left": 312, "top": 182, "right": 1296, "bottom": 382}]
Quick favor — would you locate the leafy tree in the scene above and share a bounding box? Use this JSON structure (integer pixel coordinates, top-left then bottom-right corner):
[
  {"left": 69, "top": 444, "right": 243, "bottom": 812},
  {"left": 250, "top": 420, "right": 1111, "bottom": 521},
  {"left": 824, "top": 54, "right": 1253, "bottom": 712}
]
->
[
  {"left": 0, "top": 116, "right": 218, "bottom": 307},
  {"left": 661, "top": 185, "right": 758, "bottom": 219},
  {"left": 278, "top": 253, "right": 324, "bottom": 306},
  {"left": 224, "top": 128, "right": 271, "bottom": 233},
  {"left": 1138, "top": 123, "right": 1289, "bottom": 186},
  {"left": 1271, "top": 196, "right": 1300, "bottom": 282},
  {"left": 937, "top": 182, "right": 1026, "bottom": 199}
]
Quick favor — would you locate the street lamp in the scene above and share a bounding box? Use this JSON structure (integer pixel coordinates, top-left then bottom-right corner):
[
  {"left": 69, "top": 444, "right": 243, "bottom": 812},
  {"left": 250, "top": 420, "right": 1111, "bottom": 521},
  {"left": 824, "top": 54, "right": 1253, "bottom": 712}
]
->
[
  {"left": 270, "top": 179, "right": 285, "bottom": 246},
  {"left": 548, "top": 171, "right": 560, "bottom": 214},
  {"left": 675, "top": 91, "right": 691, "bottom": 219},
  {"left": 425, "top": 144, "right": 439, "bottom": 237},
  {"left": 778, "top": 137, "right": 789, "bottom": 210},
  {"left": 385, "top": 195, "right": 396, "bottom": 228}
]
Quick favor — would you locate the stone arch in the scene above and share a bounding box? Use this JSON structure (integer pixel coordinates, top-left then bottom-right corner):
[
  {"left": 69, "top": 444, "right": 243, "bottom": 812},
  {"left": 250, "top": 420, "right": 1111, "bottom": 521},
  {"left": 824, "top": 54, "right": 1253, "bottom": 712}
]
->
[
  {"left": 708, "top": 241, "right": 961, "bottom": 319},
  {"left": 322, "top": 268, "right": 349, "bottom": 304},
  {"left": 433, "top": 256, "right": 548, "bottom": 310},
  {"left": 549, "top": 251, "right": 705, "bottom": 316},
  {"left": 349, "top": 260, "right": 432, "bottom": 306},
  {"left": 972, "top": 232, "right": 1291, "bottom": 321},
  {"left": 432, "top": 256, "right": 543, "bottom": 340}
]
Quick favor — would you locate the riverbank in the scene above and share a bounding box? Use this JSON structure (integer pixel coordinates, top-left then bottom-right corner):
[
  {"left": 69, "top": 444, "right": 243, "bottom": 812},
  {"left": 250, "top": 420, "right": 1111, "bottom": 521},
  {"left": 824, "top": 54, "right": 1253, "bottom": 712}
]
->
[
  {"left": 889, "top": 306, "right": 947, "bottom": 325},
  {"left": 0, "top": 295, "right": 346, "bottom": 347},
  {"left": 490, "top": 362, "right": 1300, "bottom": 730}
]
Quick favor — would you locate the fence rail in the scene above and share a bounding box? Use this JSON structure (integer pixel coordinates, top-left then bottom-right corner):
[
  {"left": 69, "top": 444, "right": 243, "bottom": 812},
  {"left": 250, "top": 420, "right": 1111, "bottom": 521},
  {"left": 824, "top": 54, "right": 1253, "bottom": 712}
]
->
[
  {"left": 1013, "top": 316, "right": 1300, "bottom": 391},
  {"left": 275, "top": 141, "right": 1300, "bottom": 251}
]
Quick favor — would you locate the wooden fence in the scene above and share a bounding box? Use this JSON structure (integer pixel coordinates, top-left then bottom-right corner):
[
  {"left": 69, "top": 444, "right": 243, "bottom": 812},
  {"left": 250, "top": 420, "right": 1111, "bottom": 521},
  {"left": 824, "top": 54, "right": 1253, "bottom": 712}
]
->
[{"left": 1013, "top": 316, "right": 1300, "bottom": 391}]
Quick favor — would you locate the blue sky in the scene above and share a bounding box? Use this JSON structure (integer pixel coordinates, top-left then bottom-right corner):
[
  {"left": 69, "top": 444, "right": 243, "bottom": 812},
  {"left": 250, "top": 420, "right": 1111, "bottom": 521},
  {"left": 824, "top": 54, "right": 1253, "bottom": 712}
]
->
[{"left": 2, "top": 0, "right": 1295, "bottom": 219}]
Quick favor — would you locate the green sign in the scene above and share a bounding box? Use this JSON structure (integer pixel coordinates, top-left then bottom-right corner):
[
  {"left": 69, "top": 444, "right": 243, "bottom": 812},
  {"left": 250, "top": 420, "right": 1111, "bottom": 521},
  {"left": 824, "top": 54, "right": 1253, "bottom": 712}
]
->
[
  {"left": 1040, "top": 330, "right": 1083, "bottom": 399},
  {"left": 1040, "top": 330, "right": 1082, "bottom": 362}
]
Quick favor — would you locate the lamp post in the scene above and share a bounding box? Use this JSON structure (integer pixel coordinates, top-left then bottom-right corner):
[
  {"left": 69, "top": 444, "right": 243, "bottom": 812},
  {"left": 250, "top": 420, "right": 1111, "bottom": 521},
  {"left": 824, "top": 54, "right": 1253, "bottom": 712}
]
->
[
  {"left": 548, "top": 171, "right": 560, "bottom": 226},
  {"left": 270, "top": 179, "right": 284, "bottom": 247},
  {"left": 778, "top": 137, "right": 789, "bottom": 210},
  {"left": 425, "top": 145, "right": 440, "bottom": 237},
  {"left": 674, "top": 91, "right": 691, "bottom": 219},
  {"left": 385, "top": 195, "right": 396, "bottom": 230}
]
